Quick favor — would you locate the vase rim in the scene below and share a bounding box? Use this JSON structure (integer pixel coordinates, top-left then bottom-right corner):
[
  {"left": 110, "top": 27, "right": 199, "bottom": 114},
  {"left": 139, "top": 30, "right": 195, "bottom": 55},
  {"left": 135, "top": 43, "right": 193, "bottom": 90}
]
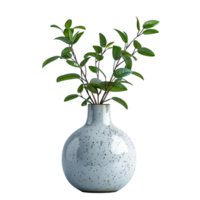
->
[
  {"left": 88, "top": 104, "right": 110, "bottom": 106},
  {"left": 88, "top": 103, "right": 112, "bottom": 106}
]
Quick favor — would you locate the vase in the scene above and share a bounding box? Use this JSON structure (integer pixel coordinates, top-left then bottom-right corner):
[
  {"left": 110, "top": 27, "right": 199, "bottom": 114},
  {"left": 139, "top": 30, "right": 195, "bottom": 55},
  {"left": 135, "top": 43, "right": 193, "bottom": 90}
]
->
[{"left": 62, "top": 104, "right": 136, "bottom": 193}]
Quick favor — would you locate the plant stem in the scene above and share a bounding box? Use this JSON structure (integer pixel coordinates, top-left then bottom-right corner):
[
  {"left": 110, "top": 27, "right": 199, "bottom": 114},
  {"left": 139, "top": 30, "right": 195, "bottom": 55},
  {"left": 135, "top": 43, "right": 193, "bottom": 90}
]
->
[
  {"left": 100, "top": 30, "right": 144, "bottom": 104},
  {"left": 71, "top": 45, "right": 98, "bottom": 104}
]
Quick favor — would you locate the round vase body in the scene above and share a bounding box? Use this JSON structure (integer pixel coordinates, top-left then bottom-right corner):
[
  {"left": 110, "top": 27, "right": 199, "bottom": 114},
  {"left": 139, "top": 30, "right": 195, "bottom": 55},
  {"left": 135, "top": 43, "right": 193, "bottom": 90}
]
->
[{"left": 62, "top": 105, "right": 136, "bottom": 193}]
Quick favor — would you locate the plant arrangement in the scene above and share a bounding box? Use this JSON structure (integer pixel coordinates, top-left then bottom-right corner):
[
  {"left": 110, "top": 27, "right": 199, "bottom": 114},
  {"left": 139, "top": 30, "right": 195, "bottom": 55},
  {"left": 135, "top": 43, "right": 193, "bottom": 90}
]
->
[{"left": 42, "top": 18, "right": 159, "bottom": 109}]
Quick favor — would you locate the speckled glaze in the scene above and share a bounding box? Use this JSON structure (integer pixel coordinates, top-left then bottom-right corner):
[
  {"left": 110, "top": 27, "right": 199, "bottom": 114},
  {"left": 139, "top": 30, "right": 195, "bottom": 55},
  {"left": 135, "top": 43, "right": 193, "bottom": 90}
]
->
[{"left": 62, "top": 105, "right": 136, "bottom": 193}]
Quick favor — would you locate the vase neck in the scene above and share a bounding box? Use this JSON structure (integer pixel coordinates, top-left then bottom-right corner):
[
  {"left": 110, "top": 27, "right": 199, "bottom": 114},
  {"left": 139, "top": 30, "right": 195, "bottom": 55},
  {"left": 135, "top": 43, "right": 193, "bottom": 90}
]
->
[{"left": 85, "top": 105, "right": 112, "bottom": 125}]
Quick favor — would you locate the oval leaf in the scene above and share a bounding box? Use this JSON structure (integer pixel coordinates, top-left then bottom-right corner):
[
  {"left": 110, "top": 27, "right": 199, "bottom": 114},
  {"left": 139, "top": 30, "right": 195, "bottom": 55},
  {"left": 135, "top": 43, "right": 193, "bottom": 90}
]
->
[
  {"left": 87, "top": 65, "right": 99, "bottom": 74},
  {"left": 84, "top": 52, "right": 97, "bottom": 58},
  {"left": 114, "top": 68, "right": 132, "bottom": 78},
  {"left": 106, "top": 41, "right": 117, "bottom": 50},
  {"left": 115, "top": 78, "right": 133, "bottom": 86},
  {"left": 99, "top": 33, "right": 107, "bottom": 47},
  {"left": 73, "top": 32, "right": 84, "bottom": 44},
  {"left": 135, "top": 16, "right": 142, "bottom": 32},
  {"left": 112, "top": 97, "right": 128, "bottom": 109},
  {"left": 80, "top": 57, "right": 90, "bottom": 67},
  {"left": 95, "top": 54, "right": 104, "bottom": 61},
  {"left": 42, "top": 56, "right": 60, "bottom": 67},
  {"left": 77, "top": 84, "right": 83, "bottom": 93},
  {"left": 93, "top": 46, "right": 102, "bottom": 54},
  {"left": 134, "top": 40, "right": 142, "bottom": 49},
  {"left": 71, "top": 25, "right": 88, "bottom": 32},
  {"left": 57, "top": 73, "right": 80, "bottom": 82},
  {"left": 81, "top": 97, "right": 90, "bottom": 106},
  {"left": 122, "top": 30, "right": 130, "bottom": 48},
  {"left": 65, "top": 19, "right": 72, "bottom": 29},
  {"left": 122, "top": 55, "right": 132, "bottom": 70},
  {"left": 64, "top": 94, "right": 79, "bottom": 102},
  {"left": 55, "top": 37, "right": 71, "bottom": 44},
  {"left": 61, "top": 52, "right": 72, "bottom": 59},
  {"left": 66, "top": 60, "right": 78, "bottom": 67},
  {"left": 143, "top": 20, "right": 159, "bottom": 29},
  {"left": 62, "top": 47, "right": 72, "bottom": 53},
  {"left": 143, "top": 29, "right": 159, "bottom": 35},
  {"left": 132, "top": 71, "right": 144, "bottom": 80},
  {"left": 48, "top": 24, "right": 62, "bottom": 30},
  {"left": 132, "top": 55, "right": 139, "bottom": 62},
  {"left": 114, "top": 29, "right": 128, "bottom": 43},
  {"left": 90, "top": 78, "right": 102, "bottom": 85},
  {"left": 99, "top": 82, "right": 127, "bottom": 92},
  {"left": 113, "top": 46, "right": 121, "bottom": 60},
  {"left": 61, "top": 47, "right": 72, "bottom": 58},
  {"left": 138, "top": 47, "right": 155, "bottom": 56},
  {"left": 122, "top": 50, "right": 132, "bottom": 57},
  {"left": 63, "top": 29, "right": 73, "bottom": 41},
  {"left": 110, "top": 83, "right": 127, "bottom": 92},
  {"left": 85, "top": 86, "right": 98, "bottom": 94}
]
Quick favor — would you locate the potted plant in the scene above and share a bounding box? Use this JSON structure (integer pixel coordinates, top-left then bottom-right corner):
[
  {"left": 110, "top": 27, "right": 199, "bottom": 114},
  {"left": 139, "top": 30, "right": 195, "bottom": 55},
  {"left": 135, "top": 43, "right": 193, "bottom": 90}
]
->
[{"left": 42, "top": 17, "right": 159, "bottom": 193}]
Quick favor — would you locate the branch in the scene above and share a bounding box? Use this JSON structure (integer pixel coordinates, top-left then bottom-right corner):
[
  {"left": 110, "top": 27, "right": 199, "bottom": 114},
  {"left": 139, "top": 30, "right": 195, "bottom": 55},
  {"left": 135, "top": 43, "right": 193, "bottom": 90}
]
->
[
  {"left": 71, "top": 45, "right": 98, "bottom": 104},
  {"left": 100, "top": 29, "right": 144, "bottom": 104}
]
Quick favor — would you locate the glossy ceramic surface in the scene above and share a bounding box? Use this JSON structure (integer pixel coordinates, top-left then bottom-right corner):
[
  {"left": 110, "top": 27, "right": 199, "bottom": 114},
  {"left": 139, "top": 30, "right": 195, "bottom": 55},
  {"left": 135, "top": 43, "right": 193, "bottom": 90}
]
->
[{"left": 62, "top": 105, "right": 136, "bottom": 192}]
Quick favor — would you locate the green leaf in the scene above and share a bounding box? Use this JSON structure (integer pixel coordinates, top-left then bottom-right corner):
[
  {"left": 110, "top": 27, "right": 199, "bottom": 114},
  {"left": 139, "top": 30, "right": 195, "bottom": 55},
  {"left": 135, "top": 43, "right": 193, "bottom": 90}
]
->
[
  {"left": 66, "top": 60, "right": 78, "bottom": 67},
  {"left": 112, "top": 46, "right": 121, "bottom": 60},
  {"left": 73, "top": 32, "right": 84, "bottom": 44},
  {"left": 122, "top": 55, "right": 132, "bottom": 70},
  {"left": 97, "top": 55, "right": 106, "bottom": 61},
  {"left": 115, "top": 78, "right": 133, "bottom": 86},
  {"left": 95, "top": 54, "right": 104, "bottom": 61},
  {"left": 71, "top": 25, "right": 88, "bottom": 32},
  {"left": 90, "top": 78, "right": 102, "bottom": 85},
  {"left": 114, "top": 29, "right": 128, "bottom": 43},
  {"left": 77, "top": 84, "right": 83, "bottom": 93},
  {"left": 42, "top": 56, "right": 60, "bottom": 67},
  {"left": 70, "top": 28, "right": 74, "bottom": 34},
  {"left": 135, "top": 16, "right": 142, "bottom": 32},
  {"left": 64, "top": 94, "right": 79, "bottom": 102},
  {"left": 63, "top": 28, "right": 73, "bottom": 41},
  {"left": 134, "top": 40, "right": 142, "bottom": 49},
  {"left": 93, "top": 46, "right": 103, "bottom": 54},
  {"left": 99, "top": 33, "right": 107, "bottom": 47},
  {"left": 143, "top": 29, "right": 159, "bottom": 35},
  {"left": 99, "top": 82, "right": 127, "bottom": 92},
  {"left": 80, "top": 57, "right": 90, "bottom": 67},
  {"left": 82, "top": 52, "right": 96, "bottom": 59},
  {"left": 114, "top": 68, "right": 132, "bottom": 78},
  {"left": 65, "top": 19, "right": 72, "bottom": 29},
  {"left": 99, "top": 68, "right": 108, "bottom": 78},
  {"left": 132, "top": 55, "right": 139, "bottom": 62},
  {"left": 143, "top": 20, "right": 159, "bottom": 29},
  {"left": 57, "top": 73, "right": 80, "bottom": 82},
  {"left": 85, "top": 86, "right": 98, "bottom": 94},
  {"left": 112, "top": 97, "right": 128, "bottom": 109},
  {"left": 122, "top": 50, "right": 132, "bottom": 56},
  {"left": 142, "top": 23, "right": 154, "bottom": 30},
  {"left": 81, "top": 97, "right": 90, "bottom": 106},
  {"left": 132, "top": 71, "right": 144, "bottom": 80},
  {"left": 55, "top": 36, "right": 71, "bottom": 44},
  {"left": 106, "top": 41, "right": 117, "bottom": 50},
  {"left": 61, "top": 47, "right": 72, "bottom": 58},
  {"left": 62, "top": 47, "right": 72, "bottom": 53},
  {"left": 122, "top": 30, "right": 130, "bottom": 48},
  {"left": 48, "top": 24, "right": 62, "bottom": 30},
  {"left": 138, "top": 47, "right": 155, "bottom": 56},
  {"left": 72, "top": 31, "right": 80, "bottom": 43},
  {"left": 87, "top": 65, "right": 99, "bottom": 74},
  {"left": 62, "top": 52, "right": 72, "bottom": 59}
]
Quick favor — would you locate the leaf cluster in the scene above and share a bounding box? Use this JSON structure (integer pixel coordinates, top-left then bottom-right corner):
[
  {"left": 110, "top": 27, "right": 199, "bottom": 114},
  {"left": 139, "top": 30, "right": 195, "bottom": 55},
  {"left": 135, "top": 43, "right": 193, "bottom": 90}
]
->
[{"left": 42, "top": 18, "right": 159, "bottom": 109}]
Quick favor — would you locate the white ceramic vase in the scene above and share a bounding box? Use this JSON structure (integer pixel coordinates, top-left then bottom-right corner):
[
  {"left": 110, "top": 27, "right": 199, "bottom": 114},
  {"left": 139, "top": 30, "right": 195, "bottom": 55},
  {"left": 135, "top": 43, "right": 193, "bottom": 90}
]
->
[{"left": 62, "top": 104, "right": 136, "bottom": 193}]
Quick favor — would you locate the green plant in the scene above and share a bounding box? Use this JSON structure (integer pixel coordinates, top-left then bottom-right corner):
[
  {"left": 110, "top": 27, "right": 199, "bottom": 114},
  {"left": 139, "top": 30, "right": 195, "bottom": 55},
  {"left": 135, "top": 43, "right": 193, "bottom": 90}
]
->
[{"left": 42, "top": 18, "right": 159, "bottom": 109}]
